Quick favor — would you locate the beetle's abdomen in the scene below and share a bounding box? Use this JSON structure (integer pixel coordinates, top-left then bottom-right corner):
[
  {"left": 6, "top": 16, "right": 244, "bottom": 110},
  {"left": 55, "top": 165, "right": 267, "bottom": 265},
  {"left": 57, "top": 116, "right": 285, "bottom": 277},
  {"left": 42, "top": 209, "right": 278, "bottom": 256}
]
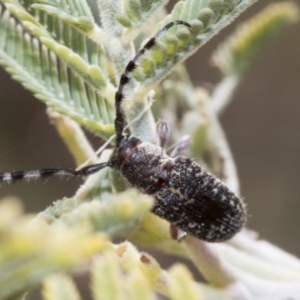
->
[{"left": 153, "top": 157, "right": 246, "bottom": 242}]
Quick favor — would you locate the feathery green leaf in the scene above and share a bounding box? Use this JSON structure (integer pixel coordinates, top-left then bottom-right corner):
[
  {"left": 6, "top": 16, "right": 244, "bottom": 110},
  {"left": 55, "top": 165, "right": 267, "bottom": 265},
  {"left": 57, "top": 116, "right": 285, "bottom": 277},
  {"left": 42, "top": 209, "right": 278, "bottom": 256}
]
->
[
  {"left": 0, "top": 198, "right": 107, "bottom": 300},
  {"left": 119, "top": 0, "right": 258, "bottom": 130},
  {"left": 0, "top": 3, "right": 115, "bottom": 138},
  {"left": 212, "top": 1, "right": 300, "bottom": 75},
  {"left": 43, "top": 275, "right": 82, "bottom": 300},
  {"left": 37, "top": 189, "right": 153, "bottom": 237}
]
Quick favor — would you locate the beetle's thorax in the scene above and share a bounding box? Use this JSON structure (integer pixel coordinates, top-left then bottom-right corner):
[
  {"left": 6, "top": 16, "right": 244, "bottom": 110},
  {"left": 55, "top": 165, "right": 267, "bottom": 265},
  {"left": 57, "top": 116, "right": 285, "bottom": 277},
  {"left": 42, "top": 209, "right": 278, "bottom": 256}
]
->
[{"left": 110, "top": 136, "right": 173, "bottom": 193}]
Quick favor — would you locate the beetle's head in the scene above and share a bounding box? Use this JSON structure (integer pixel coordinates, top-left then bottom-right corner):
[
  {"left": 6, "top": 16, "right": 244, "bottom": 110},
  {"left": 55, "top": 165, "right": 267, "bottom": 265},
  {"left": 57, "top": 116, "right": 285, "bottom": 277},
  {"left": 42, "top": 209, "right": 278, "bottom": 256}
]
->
[{"left": 110, "top": 136, "right": 142, "bottom": 169}]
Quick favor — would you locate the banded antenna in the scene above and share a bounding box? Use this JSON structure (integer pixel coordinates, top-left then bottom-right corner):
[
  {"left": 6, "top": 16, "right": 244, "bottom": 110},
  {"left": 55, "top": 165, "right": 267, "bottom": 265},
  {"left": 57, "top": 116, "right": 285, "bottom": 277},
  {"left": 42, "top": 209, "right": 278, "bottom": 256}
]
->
[{"left": 114, "top": 20, "right": 191, "bottom": 145}]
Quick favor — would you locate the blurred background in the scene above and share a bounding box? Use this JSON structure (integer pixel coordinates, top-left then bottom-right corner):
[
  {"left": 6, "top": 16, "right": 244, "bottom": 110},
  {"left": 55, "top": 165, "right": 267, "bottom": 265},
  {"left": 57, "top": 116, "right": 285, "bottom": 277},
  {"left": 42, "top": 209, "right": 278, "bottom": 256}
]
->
[{"left": 0, "top": 0, "right": 300, "bottom": 258}]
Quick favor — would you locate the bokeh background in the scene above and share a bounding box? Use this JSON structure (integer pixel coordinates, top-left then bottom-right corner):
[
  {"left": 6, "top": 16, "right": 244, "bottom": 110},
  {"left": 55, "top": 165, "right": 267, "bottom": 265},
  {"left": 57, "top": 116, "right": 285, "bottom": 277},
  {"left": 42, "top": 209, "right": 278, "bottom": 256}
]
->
[{"left": 0, "top": 0, "right": 300, "bottom": 258}]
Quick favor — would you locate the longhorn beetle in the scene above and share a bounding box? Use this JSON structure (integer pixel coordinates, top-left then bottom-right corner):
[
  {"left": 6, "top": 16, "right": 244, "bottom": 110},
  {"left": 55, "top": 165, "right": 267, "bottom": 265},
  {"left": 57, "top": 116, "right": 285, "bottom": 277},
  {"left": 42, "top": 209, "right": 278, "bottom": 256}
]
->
[{"left": 0, "top": 21, "right": 246, "bottom": 242}]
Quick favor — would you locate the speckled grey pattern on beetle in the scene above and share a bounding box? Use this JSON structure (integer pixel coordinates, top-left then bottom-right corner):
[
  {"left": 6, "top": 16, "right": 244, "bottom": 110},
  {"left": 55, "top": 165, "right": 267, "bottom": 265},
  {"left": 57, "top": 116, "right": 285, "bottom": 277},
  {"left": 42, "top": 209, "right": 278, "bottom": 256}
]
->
[
  {"left": 111, "top": 137, "right": 245, "bottom": 242},
  {"left": 0, "top": 21, "right": 246, "bottom": 242}
]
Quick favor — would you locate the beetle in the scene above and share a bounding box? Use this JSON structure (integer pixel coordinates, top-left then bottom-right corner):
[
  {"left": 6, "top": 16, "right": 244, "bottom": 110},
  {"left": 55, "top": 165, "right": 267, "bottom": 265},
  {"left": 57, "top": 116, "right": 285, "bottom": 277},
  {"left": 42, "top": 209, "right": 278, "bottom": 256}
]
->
[{"left": 0, "top": 21, "right": 246, "bottom": 242}]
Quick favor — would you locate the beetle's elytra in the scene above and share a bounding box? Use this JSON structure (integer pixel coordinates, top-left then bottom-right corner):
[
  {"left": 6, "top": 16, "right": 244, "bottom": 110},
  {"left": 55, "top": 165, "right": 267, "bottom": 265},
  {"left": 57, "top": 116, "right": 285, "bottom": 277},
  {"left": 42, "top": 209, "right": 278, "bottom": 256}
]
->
[
  {"left": 0, "top": 21, "right": 246, "bottom": 242},
  {"left": 110, "top": 136, "right": 245, "bottom": 242}
]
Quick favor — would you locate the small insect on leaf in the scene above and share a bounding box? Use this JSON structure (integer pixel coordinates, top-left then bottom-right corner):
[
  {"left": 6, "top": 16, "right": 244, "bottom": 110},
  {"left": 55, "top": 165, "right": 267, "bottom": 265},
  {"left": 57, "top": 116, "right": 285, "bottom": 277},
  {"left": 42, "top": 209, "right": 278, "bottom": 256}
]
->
[{"left": 0, "top": 21, "right": 246, "bottom": 242}]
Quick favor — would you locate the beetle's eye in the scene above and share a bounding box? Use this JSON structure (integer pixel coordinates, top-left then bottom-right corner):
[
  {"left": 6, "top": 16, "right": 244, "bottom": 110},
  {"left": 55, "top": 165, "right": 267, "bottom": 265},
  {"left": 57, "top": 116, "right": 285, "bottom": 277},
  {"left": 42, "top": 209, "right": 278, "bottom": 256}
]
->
[{"left": 128, "top": 137, "right": 142, "bottom": 149}]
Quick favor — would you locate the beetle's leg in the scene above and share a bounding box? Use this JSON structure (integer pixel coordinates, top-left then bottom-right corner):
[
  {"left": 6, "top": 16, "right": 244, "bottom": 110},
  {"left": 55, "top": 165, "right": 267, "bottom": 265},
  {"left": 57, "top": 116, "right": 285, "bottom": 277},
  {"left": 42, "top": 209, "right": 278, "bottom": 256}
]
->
[
  {"left": 156, "top": 120, "right": 171, "bottom": 148},
  {"left": 167, "top": 135, "right": 191, "bottom": 157},
  {"left": 170, "top": 224, "right": 187, "bottom": 241}
]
